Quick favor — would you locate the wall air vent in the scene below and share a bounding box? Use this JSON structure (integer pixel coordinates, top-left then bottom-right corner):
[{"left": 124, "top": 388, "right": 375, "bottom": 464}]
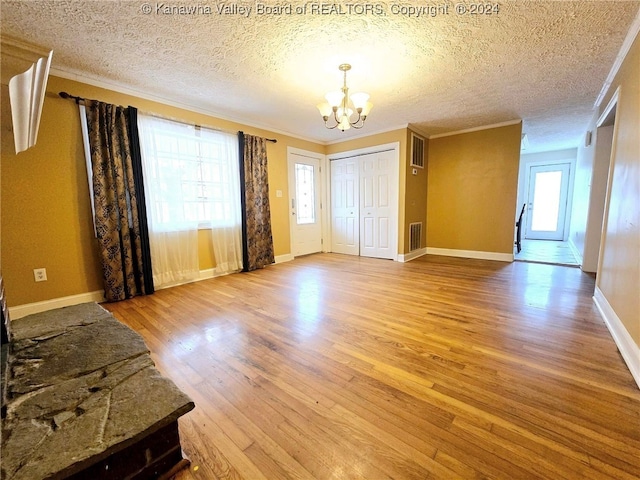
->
[
  {"left": 411, "top": 133, "right": 425, "bottom": 168},
  {"left": 409, "top": 222, "right": 422, "bottom": 251}
]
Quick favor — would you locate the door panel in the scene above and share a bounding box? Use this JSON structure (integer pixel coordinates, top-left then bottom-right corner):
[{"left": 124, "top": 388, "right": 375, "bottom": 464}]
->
[
  {"left": 360, "top": 151, "right": 395, "bottom": 260},
  {"left": 525, "top": 163, "right": 571, "bottom": 241},
  {"left": 362, "top": 178, "right": 374, "bottom": 208},
  {"left": 378, "top": 175, "right": 389, "bottom": 206},
  {"left": 378, "top": 217, "right": 390, "bottom": 248},
  {"left": 363, "top": 217, "right": 375, "bottom": 248},
  {"left": 288, "top": 153, "right": 322, "bottom": 256},
  {"left": 331, "top": 158, "right": 359, "bottom": 255}
]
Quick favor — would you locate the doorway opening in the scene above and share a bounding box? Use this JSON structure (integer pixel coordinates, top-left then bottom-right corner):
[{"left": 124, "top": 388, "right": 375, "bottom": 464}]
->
[
  {"left": 584, "top": 91, "right": 617, "bottom": 274},
  {"left": 515, "top": 149, "right": 578, "bottom": 266}
]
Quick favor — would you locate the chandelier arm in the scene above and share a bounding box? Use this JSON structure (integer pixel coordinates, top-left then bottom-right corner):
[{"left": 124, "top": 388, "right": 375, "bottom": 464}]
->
[{"left": 324, "top": 119, "right": 339, "bottom": 130}]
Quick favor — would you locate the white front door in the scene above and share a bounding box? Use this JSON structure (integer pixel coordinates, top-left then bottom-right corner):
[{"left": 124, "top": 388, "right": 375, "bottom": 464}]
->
[
  {"left": 525, "top": 163, "right": 571, "bottom": 241},
  {"left": 288, "top": 152, "right": 323, "bottom": 256},
  {"left": 359, "top": 150, "right": 396, "bottom": 260},
  {"left": 331, "top": 158, "right": 359, "bottom": 255}
]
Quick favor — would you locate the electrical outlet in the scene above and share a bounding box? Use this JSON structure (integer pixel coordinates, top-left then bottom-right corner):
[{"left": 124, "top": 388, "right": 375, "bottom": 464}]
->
[{"left": 34, "top": 268, "right": 47, "bottom": 282}]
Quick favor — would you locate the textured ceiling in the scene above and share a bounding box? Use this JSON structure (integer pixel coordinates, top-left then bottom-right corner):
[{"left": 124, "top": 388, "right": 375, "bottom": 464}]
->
[{"left": 1, "top": 1, "right": 639, "bottom": 151}]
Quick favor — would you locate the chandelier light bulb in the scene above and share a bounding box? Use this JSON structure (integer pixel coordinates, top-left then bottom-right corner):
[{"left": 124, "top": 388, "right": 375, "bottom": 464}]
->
[
  {"left": 350, "top": 92, "right": 369, "bottom": 111},
  {"left": 317, "top": 102, "right": 332, "bottom": 118},
  {"left": 338, "top": 116, "right": 351, "bottom": 131},
  {"left": 361, "top": 101, "right": 373, "bottom": 117},
  {"left": 325, "top": 91, "right": 344, "bottom": 108}
]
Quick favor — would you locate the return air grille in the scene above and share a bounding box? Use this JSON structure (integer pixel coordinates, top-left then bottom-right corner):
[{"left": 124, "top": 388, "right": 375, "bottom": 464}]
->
[
  {"left": 411, "top": 133, "right": 425, "bottom": 168},
  {"left": 409, "top": 222, "right": 422, "bottom": 251}
]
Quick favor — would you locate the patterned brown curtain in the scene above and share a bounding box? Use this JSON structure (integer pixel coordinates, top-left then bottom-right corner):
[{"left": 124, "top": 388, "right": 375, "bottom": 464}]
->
[
  {"left": 85, "top": 100, "right": 152, "bottom": 301},
  {"left": 239, "top": 132, "right": 275, "bottom": 271}
]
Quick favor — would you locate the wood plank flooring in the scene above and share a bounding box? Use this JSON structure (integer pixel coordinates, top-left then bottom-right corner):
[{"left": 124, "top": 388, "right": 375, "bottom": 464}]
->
[{"left": 103, "top": 254, "right": 640, "bottom": 480}]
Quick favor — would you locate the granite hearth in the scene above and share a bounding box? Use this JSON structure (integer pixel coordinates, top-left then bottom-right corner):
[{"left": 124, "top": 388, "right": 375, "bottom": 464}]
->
[{"left": 1, "top": 303, "right": 194, "bottom": 480}]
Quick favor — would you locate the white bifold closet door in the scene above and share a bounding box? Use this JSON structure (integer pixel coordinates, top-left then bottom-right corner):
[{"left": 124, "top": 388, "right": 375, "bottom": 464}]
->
[{"left": 331, "top": 149, "right": 397, "bottom": 260}]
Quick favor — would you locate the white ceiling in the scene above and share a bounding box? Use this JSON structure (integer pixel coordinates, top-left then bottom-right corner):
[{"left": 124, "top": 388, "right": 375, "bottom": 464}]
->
[{"left": 1, "top": 1, "right": 639, "bottom": 152}]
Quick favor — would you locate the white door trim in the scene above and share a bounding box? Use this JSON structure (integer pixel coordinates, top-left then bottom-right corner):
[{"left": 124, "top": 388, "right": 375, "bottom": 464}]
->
[
  {"left": 327, "top": 142, "right": 400, "bottom": 261},
  {"left": 327, "top": 142, "right": 399, "bottom": 161},
  {"left": 595, "top": 86, "right": 620, "bottom": 287},
  {"left": 522, "top": 158, "right": 575, "bottom": 241},
  {"left": 287, "top": 147, "right": 328, "bottom": 258}
]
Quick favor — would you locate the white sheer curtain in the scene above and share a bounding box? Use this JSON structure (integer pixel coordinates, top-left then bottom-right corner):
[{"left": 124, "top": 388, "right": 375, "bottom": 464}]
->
[
  {"left": 138, "top": 114, "right": 242, "bottom": 288},
  {"left": 199, "top": 128, "right": 243, "bottom": 275}
]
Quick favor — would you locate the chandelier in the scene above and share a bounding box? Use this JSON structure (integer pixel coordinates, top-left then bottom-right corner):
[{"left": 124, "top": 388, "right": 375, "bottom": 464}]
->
[{"left": 317, "top": 64, "right": 373, "bottom": 131}]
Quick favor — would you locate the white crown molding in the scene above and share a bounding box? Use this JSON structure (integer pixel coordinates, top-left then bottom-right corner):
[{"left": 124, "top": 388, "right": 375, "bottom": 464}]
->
[
  {"left": 594, "top": 8, "right": 640, "bottom": 108},
  {"left": 407, "top": 123, "right": 431, "bottom": 140},
  {"left": 0, "top": 34, "right": 50, "bottom": 58},
  {"left": 1, "top": 34, "right": 52, "bottom": 84},
  {"left": 323, "top": 123, "right": 409, "bottom": 146},
  {"left": 46, "top": 65, "right": 448, "bottom": 149},
  {"left": 429, "top": 119, "right": 522, "bottom": 139},
  {"left": 49, "top": 66, "right": 323, "bottom": 145}
]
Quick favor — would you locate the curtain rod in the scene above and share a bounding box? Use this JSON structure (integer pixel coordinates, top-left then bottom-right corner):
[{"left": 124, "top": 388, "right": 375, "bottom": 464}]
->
[
  {"left": 58, "top": 91, "right": 277, "bottom": 143},
  {"left": 59, "top": 91, "right": 84, "bottom": 104}
]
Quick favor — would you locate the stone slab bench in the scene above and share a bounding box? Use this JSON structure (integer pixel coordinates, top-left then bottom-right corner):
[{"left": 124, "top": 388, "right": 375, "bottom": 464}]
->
[{"left": 1, "top": 303, "right": 195, "bottom": 480}]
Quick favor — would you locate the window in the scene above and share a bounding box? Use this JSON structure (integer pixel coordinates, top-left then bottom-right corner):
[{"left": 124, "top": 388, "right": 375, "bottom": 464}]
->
[
  {"left": 137, "top": 115, "right": 240, "bottom": 231},
  {"left": 295, "top": 163, "right": 316, "bottom": 225}
]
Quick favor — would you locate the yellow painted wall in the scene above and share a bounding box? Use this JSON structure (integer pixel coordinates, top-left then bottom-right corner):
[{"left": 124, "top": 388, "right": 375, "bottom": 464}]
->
[
  {"left": 426, "top": 123, "right": 522, "bottom": 254},
  {"left": 325, "top": 129, "right": 410, "bottom": 253},
  {"left": 2, "top": 81, "right": 104, "bottom": 307},
  {"left": 1, "top": 76, "right": 323, "bottom": 306},
  {"left": 404, "top": 129, "right": 428, "bottom": 251},
  {"left": 596, "top": 34, "right": 640, "bottom": 348}
]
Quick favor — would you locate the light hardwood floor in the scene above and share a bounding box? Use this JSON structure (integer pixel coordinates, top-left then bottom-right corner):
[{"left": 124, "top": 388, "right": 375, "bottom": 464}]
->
[{"left": 104, "top": 254, "right": 640, "bottom": 480}]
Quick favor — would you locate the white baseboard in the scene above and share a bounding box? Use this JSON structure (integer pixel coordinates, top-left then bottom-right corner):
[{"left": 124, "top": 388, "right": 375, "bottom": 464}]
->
[
  {"left": 275, "top": 254, "right": 294, "bottom": 264},
  {"left": 567, "top": 238, "right": 583, "bottom": 265},
  {"left": 9, "top": 257, "right": 293, "bottom": 319},
  {"left": 9, "top": 290, "right": 106, "bottom": 320},
  {"left": 398, "top": 247, "right": 428, "bottom": 263},
  {"left": 426, "top": 247, "right": 514, "bottom": 263},
  {"left": 199, "top": 268, "right": 216, "bottom": 280},
  {"left": 593, "top": 287, "right": 640, "bottom": 389}
]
